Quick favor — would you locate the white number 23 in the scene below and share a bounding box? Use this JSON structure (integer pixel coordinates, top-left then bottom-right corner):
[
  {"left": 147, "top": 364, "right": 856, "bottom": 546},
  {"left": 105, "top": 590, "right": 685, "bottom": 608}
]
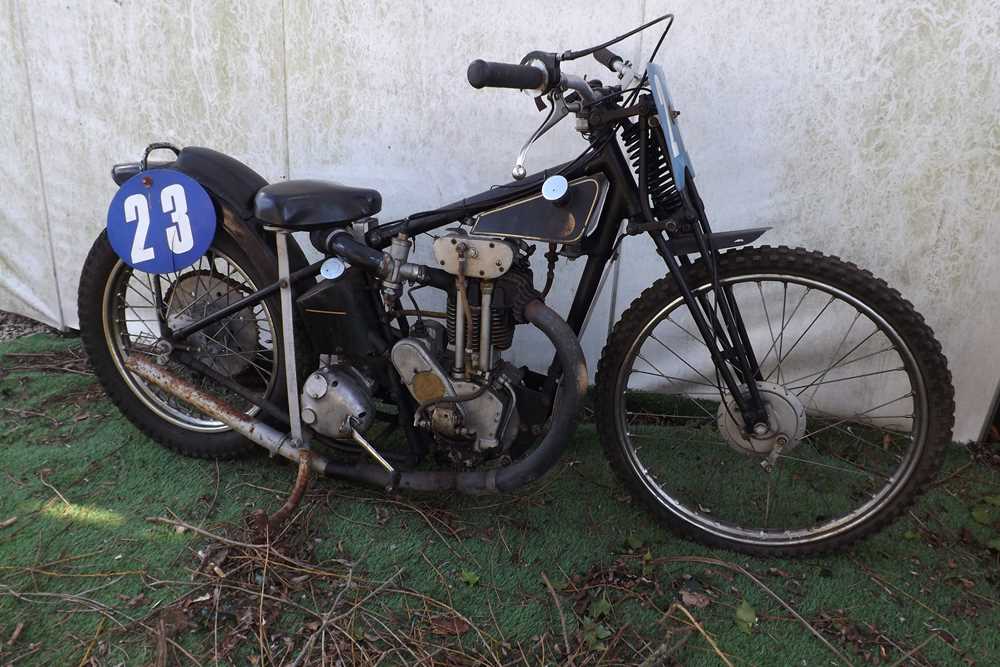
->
[{"left": 123, "top": 184, "right": 195, "bottom": 264}]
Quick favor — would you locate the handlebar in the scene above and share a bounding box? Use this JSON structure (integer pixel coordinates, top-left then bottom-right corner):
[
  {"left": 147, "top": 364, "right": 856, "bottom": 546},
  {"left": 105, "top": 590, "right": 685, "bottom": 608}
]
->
[
  {"left": 592, "top": 47, "right": 623, "bottom": 72},
  {"left": 467, "top": 59, "right": 547, "bottom": 90}
]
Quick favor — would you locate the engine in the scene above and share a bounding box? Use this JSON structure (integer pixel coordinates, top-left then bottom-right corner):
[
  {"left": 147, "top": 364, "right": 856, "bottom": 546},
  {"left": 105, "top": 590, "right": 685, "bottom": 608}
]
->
[
  {"left": 391, "top": 230, "right": 538, "bottom": 454},
  {"left": 298, "top": 228, "right": 540, "bottom": 457}
]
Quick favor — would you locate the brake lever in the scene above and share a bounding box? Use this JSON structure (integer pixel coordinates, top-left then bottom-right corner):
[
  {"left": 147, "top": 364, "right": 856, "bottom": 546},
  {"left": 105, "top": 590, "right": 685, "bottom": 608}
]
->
[{"left": 512, "top": 95, "right": 569, "bottom": 180}]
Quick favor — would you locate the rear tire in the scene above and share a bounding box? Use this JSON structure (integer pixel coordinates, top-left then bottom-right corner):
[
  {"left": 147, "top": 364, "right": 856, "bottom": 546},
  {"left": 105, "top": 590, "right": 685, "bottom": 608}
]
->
[
  {"left": 79, "top": 229, "right": 290, "bottom": 459},
  {"left": 595, "top": 246, "right": 954, "bottom": 556}
]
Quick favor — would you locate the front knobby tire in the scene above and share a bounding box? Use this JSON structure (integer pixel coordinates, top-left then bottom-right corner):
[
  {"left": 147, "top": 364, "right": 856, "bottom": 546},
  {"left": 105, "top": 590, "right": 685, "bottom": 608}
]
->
[{"left": 595, "top": 246, "right": 954, "bottom": 557}]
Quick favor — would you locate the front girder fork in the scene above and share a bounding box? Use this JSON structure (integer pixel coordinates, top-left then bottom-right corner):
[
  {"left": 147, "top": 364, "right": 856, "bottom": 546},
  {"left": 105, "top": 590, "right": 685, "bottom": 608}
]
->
[{"left": 651, "top": 231, "right": 769, "bottom": 435}]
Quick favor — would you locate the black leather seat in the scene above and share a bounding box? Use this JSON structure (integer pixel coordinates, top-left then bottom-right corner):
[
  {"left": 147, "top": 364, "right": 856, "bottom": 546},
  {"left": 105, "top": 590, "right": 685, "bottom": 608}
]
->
[{"left": 253, "top": 179, "right": 382, "bottom": 230}]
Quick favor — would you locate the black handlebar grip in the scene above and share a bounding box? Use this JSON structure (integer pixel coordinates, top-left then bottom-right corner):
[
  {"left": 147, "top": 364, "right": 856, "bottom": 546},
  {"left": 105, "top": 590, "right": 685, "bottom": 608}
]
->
[
  {"left": 593, "top": 47, "right": 623, "bottom": 72},
  {"left": 467, "top": 59, "right": 546, "bottom": 90}
]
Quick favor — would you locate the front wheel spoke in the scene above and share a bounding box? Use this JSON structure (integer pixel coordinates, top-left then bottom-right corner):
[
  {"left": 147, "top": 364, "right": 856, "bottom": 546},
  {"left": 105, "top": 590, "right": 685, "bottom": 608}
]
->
[
  {"left": 794, "top": 326, "right": 880, "bottom": 398},
  {"left": 786, "top": 366, "right": 906, "bottom": 392},
  {"left": 807, "top": 405, "right": 915, "bottom": 437},
  {"left": 644, "top": 337, "right": 718, "bottom": 389},
  {"left": 766, "top": 294, "right": 837, "bottom": 381},
  {"left": 781, "top": 345, "right": 897, "bottom": 389},
  {"left": 628, "top": 368, "right": 717, "bottom": 389},
  {"left": 802, "top": 392, "right": 913, "bottom": 440},
  {"left": 778, "top": 453, "right": 887, "bottom": 481}
]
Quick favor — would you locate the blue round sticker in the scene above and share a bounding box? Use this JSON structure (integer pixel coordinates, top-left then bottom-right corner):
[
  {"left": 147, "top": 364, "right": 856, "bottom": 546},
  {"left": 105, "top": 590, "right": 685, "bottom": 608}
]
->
[{"left": 106, "top": 169, "right": 217, "bottom": 274}]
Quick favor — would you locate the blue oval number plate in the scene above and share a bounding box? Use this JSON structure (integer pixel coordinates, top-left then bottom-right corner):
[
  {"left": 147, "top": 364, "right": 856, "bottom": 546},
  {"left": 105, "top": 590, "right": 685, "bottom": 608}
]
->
[{"left": 106, "top": 169, "right": 217, "bottom": 274}]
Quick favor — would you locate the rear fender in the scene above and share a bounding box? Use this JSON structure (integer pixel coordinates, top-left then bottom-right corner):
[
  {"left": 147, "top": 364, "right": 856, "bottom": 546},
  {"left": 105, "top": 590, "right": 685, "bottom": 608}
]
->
[{"left": 110, "top": 146, "right": 310, "bottom": 274}]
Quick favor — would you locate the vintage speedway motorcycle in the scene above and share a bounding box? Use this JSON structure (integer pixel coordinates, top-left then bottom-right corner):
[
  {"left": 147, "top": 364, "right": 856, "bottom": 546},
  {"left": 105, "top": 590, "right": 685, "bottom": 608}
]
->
[{"left": 79, "top": 15, "right": 954, "bottom": 556}]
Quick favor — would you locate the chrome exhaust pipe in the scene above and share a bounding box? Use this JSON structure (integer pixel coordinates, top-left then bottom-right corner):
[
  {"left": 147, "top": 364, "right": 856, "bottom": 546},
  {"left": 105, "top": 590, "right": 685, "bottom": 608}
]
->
[{"left": 124, "top": 355, "right": 328, "bottom": 475}]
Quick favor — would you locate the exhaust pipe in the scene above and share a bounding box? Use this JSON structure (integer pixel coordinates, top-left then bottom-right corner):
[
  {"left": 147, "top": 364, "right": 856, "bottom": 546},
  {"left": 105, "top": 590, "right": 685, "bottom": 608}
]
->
[
  {"left": 124, "top": 355, "right": 328, "bottom": 476},
  {"left": 125, "top": 297, "right": 587, "bottom": 496},
  {"left": 323, "top": 298, "right": 588, "bottom": 493}
]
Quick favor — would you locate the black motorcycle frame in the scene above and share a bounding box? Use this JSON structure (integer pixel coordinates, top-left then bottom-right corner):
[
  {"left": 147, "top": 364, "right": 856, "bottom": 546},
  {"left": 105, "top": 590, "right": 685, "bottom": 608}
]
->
[{"left": 162, "top": 89, "right": 772, "bottom": 437}]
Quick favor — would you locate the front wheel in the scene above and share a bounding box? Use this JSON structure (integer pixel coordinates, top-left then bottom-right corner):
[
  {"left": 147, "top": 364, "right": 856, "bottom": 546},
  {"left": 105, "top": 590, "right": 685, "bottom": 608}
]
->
[{"left": 595, "top": 246, "right": 954, "bottom": 556}]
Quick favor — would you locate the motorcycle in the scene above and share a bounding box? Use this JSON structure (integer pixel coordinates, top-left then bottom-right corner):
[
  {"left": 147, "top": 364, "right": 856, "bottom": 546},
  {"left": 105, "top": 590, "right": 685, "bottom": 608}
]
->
[{"left": 78, "top": 15, "right": 954, "bottom": 556}]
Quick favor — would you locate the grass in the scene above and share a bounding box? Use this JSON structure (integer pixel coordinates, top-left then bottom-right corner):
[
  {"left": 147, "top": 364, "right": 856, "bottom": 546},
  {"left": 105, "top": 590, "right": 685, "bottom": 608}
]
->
[{"left": 1, "top": 332, "right": 999, "bottom": 665}]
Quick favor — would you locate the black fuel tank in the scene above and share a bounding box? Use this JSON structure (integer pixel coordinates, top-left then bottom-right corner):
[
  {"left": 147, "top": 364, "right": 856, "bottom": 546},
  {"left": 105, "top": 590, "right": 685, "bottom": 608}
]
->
[{"left": 470, "top": 174, "right": 608, "bottom": 243}]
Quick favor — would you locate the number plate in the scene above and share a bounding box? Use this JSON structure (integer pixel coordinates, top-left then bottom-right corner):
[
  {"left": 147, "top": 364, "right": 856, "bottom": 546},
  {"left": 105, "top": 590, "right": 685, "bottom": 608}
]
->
[{"left": 106, "top": 169, "right": 217, "bottom": 274}]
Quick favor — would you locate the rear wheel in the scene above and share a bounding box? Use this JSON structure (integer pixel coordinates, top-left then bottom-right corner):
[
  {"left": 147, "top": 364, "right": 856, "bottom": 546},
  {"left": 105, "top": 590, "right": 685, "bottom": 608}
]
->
[
  {"left": 79, "top": 229, "right": 288, "bottom": 459},
  {"left": 595, "top": 246, "right": 954, "bottom": 556}
]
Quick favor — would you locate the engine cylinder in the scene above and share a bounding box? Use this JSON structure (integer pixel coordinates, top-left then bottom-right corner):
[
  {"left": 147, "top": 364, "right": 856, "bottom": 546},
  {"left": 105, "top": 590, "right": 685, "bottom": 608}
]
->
[{"left": 446, "top": 297, "right": 515, "bottom": 352}]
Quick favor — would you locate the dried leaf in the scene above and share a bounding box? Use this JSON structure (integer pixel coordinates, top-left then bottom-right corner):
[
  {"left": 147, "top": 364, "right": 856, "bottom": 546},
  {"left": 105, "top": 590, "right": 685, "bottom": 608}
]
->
[
  {"left": 680, "top": 589, "right": 711, "bottom": 609},
  {"left": 429, "top": 615, "right": 471, "bottom": 636}
]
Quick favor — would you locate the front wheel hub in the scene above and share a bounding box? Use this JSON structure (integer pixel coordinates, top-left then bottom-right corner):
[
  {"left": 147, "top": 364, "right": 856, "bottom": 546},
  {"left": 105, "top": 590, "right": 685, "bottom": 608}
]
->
[{"left": 717, "top": 382, "right": 806, "bottom": 457}]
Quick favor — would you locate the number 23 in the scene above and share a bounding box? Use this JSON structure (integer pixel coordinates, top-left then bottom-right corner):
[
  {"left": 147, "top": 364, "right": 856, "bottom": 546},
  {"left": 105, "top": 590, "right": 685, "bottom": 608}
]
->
[{"left": 124, "top": 184, "right": 194, "bottom": 264}]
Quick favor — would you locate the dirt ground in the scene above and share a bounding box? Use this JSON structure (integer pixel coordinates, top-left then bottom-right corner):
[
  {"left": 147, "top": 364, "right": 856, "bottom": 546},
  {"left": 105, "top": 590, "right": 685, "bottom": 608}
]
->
[{"left": 0, "top": 310, "right": 56, "bottom": 343}]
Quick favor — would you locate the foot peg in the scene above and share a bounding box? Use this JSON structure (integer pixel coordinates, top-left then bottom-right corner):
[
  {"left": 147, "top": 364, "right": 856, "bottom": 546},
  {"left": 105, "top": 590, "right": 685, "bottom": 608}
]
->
[{"left": 350, "top": 426, "right": 394, "bottom": 473}]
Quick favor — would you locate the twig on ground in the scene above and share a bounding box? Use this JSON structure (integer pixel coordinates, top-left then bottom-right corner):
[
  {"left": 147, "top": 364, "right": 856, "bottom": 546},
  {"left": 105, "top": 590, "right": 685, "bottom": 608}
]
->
[
  {"left": 0, "top": 516, "right": 17, "bottom": 529},
  {"left": 1, "top": 407, "right": 59, "bottom": 426},
  {"left": 145, "top": 516, "right": 353, "bottom": 573},
  {"left": 888, "top": 634, "right": 938, "bottom": 667},
  {"left": 77, "top": 617, "right": 105, "bottom": 667},
  {"left": 849, "top": 556, "right": 949, "bottom": 624},
  {"left": 931, "top": 460, "right": 973, "bottom": 488},
  {"left": 38, "top": 470, "right": 71, "bottom": 507},
  {"left": 540, "top": 572, "right": 573, "bottom": 662},
  {"left": 667, "top": 604, "right": 733, "bottom": 667},
  {"left": 652, "top": 555, "right": 853, "bottom": 666},
  {"left": 288, "top": 569, "right": 355, "bottom": 667},
  {"left": 6, "top": 364, "right": 92, "bottom": 376}
]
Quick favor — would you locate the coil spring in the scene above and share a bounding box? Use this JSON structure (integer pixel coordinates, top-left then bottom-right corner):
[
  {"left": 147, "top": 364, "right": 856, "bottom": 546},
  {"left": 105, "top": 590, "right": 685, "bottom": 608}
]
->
[
  {"left": 621, "top": 117, "right": 684, "bottom": 217},
  {"left": 446, "top": 298, "right": 515, "bottom": 351}
]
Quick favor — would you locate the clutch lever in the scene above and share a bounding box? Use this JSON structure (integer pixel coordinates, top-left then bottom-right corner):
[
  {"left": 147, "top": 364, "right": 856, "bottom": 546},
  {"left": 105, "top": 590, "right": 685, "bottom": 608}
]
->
[{"left": 512, "top": 95, "right": 569, "bottom": 180}]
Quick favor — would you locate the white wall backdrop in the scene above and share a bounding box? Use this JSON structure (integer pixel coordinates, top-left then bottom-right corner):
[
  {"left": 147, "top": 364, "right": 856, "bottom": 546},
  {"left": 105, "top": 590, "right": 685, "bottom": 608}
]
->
[{"left": 0, "top": 0, "right": 997, "bottom": 440}]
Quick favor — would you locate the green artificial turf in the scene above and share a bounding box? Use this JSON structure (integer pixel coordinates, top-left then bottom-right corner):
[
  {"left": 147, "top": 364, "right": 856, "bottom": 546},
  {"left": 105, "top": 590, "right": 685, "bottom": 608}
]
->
[{"left": 1, "top": 332, "right": 998, "bottom": 665}]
